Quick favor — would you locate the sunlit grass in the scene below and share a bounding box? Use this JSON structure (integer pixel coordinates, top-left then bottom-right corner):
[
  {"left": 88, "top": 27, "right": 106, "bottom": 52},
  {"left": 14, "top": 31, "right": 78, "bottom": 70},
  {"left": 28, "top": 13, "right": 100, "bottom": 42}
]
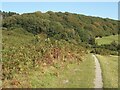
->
[
  {"left": 3, "top": 53, "right": 95, "bottom": 88},
  {"left": 27, "top": 54, "right": 95, "bottom": 88},
  {"left": 95, "top": 35, "right": 118, "bottom": 45},
  {"left": 96, "top": 55, "right": 118, "bottom": 88},
  {"left": 3, "top": 29, "right": 93, "bottom": 88}
]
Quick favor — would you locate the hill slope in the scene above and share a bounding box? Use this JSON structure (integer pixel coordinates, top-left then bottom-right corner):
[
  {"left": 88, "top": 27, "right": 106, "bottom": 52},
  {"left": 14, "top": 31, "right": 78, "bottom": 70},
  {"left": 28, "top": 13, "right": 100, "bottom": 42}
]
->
[
  {"left": 2, "top": 11, "right": 118, "bottom": 44},
  {"left": 1, "top": 11, "right": 119, "bottom": 88}
]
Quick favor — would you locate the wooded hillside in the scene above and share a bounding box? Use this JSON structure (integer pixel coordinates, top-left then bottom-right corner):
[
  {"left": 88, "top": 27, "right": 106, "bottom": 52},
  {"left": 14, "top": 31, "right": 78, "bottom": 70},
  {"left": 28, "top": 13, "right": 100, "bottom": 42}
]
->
[{"left": 1, "top": 11, "right": 119, "bottom": 44}]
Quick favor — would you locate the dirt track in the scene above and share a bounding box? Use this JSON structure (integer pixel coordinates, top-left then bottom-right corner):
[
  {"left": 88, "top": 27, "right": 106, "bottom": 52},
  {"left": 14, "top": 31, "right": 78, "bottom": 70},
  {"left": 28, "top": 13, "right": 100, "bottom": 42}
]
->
[{"left": 92, "top": 54, "right": 103, "bottom": 88}]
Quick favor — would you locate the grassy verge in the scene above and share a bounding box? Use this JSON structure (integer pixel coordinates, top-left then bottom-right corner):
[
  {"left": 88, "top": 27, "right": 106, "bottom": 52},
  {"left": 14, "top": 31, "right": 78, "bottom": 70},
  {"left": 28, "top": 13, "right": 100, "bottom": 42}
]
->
[
  {"left": 95, "top": 35, "right": 118, "bottom": 45},
  {"left": 3, "top": 54, "right": 95, "bottom": 88},
  {"left": 96, "top": 55, "right": 118, "bottom": 88}
]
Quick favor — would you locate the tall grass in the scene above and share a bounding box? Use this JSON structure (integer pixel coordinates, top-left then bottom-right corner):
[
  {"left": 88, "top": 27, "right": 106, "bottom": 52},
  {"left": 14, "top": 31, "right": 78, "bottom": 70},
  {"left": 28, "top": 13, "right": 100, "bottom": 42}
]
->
[{"left": 2, "top": 29, "right": 86, "bottom": 87}]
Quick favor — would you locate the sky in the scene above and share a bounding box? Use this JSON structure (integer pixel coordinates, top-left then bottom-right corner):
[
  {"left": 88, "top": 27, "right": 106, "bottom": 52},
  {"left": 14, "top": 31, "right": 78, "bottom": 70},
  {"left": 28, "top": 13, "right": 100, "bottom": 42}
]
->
[{"left": 1, "top": 2, "right": 118, "bottom": 20}]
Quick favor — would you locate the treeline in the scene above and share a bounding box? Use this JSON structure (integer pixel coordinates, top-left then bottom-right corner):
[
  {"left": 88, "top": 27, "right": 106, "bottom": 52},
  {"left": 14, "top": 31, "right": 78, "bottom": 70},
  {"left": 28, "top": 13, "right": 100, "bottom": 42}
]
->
[
  {"left": 91, "top": 41, "right": 119, "bottom": 55},
  {"left": 0, "top": 11, "right": 19, "bottom": 19},
  {"left": 2, "top": 11, "right": 119, "bottom": 44}
]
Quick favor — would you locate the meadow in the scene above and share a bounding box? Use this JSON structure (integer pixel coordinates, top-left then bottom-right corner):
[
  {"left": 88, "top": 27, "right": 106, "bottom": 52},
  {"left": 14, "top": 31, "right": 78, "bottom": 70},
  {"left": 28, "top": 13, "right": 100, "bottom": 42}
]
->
[
  {"left": 3, "top": 54, "right": 95, "bottom": 88},
  {"left": 2, "top": 28, "right": 96, "bottom": 88},
  {"left": 2, "top": 28, "right": 119, "bottom": 88},
  {"left": 95, "top": 35, "right": 118, "bottom": 45},
  {"left": 96, "top": 55, "right": 118, "bottom": 88}
]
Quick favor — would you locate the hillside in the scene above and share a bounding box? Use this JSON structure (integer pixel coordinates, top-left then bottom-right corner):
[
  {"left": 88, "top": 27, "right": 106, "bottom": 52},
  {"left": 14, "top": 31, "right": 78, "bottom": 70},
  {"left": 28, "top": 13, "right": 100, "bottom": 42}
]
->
[
  {"left": 1, "top": 11, "right": 119, "bottom": 88},
  {"left": 2, "top": 11, "right": 119, "bottom": 44}
]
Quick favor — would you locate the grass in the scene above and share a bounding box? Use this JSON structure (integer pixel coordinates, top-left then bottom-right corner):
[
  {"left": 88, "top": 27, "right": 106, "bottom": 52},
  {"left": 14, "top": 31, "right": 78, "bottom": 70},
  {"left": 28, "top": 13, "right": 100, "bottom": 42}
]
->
[
  {"left": 96, "top": 54, "right": 118, "bottom": 88},
  {"left": 2, "top": 28, "right": 119, "bottom": 88},
  {"left": 2, "top": 28, "right": 95, "bottom": 88},
  {"left": 2, "top": 28, "right": 34, "bottom": 46},
  {"left": 3, "top": 54, "right": 95, "bottom": 88},
  {"left": 95, "top": 35, "right": 118, "bottom": 45}
]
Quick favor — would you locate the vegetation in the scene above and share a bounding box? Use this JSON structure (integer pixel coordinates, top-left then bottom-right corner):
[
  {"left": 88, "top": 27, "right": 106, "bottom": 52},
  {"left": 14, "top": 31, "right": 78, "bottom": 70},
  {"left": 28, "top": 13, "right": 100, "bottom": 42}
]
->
[
  {"left": 96, "top": 55, "right": 118, "bottom": 88},
  {"left": 1, "top": 11, "right": 118, "bottom": 45},
  {"left": 95, "top": 34, "right": 118, "bottom": 45},
  {"left": 0, "top": 10, "right": 19, "bottom": 19},
  {"left": 2, "top": 28, "right": 87, "bottom": 87},
  {"left": 1, "top": 11, "right": 119, "bottom": 88},
  {"left": 90, "top": 35, "right": 119, "bottom": 56},
  {"left": 3, "top": 54, "right": 95, "bottom": 88}
]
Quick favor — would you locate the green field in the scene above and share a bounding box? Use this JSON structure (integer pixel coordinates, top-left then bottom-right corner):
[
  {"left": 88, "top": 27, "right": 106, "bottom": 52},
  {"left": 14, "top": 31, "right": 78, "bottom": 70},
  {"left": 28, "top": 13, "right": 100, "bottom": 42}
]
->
[
  {"left": 3, "top": 54, "right": 95, "bottom": 88},
  {"left": 95, "top": 35, "right": 118, "bottom": 45},
  {"left": 96, "top": 55, "right": 118, "bottom": 88}
]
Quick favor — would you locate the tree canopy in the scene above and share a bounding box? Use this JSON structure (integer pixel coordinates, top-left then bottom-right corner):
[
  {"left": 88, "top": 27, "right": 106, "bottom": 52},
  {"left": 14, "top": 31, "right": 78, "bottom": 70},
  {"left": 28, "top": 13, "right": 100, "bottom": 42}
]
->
[{"left": 2, "top": 11, "right": 119, "bottom": 44}]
